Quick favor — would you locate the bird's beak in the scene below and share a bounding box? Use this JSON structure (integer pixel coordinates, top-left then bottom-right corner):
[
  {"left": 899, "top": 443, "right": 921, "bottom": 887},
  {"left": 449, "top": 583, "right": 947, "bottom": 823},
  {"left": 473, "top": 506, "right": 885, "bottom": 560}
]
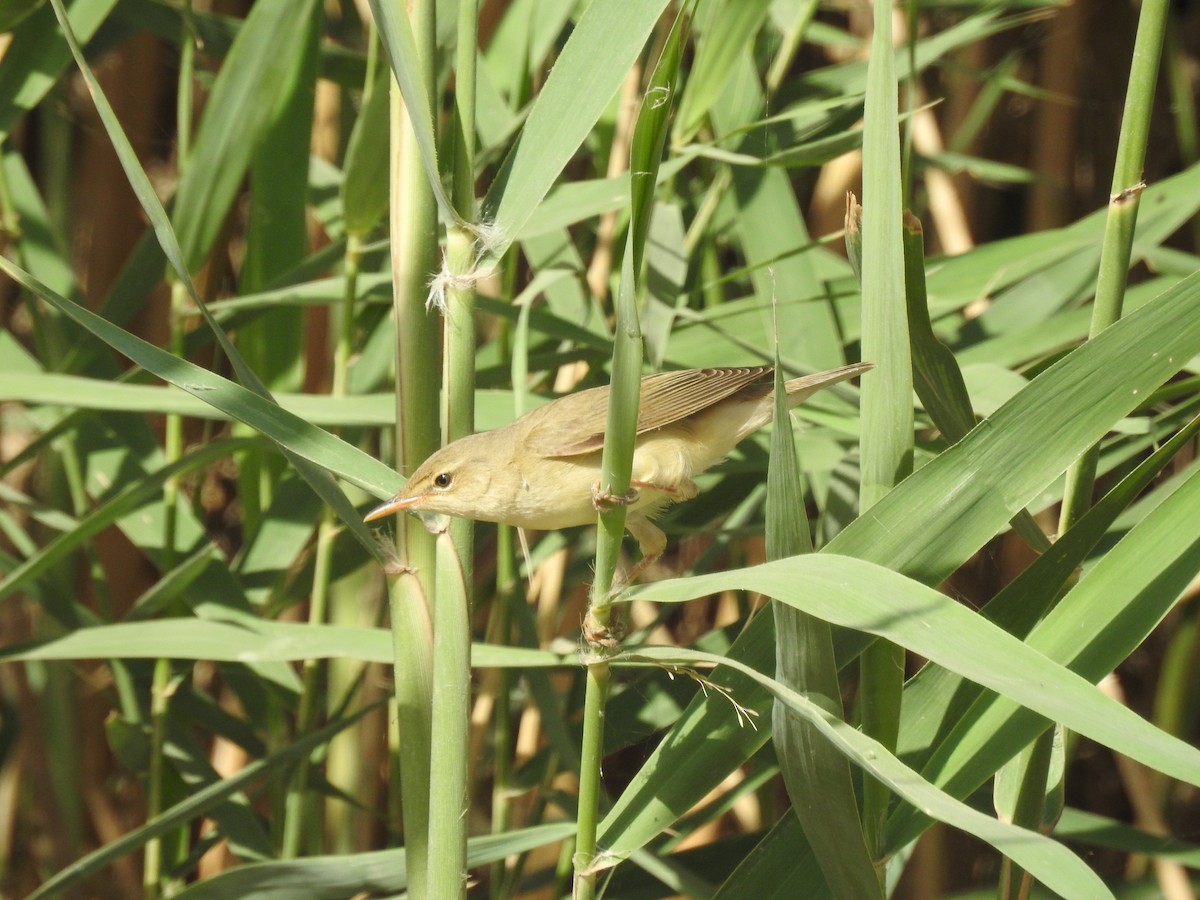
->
[{"left": 363, "top": 494, "right": 422, "bottom": 522}]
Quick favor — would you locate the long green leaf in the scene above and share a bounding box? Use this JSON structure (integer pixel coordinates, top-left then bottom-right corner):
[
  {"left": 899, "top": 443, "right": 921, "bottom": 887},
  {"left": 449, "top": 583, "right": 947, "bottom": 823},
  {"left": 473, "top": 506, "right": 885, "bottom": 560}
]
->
[
  {"left": 0, "top": 371, "right": 541, "bottom": 431},
  {"left": 623, "top": 554, "right": 1200, "bottom": 789},
  {"left": 769, "top": 343, "right": 875, "bottom": 896},
  {"left": 598, "top": 268, "right": 1200, "bottom": 857},
  {"left": 480, "top": 0, "right": 671, "bottom": 265},
  {"left": 0, "top": 258, "right": 402, "bottom": 504},
  {"left": 0, "top": 619, "right": 568, "bottom": 668},
  {"left": 889, "top": 457, "right": 1200, "bottom": 847},
  {"left": 895, "top": 413, "right": 1200, "bottom": 776},
  {"left": 617, "top": 647, "right": 1111, "bottom": 900},
  {"left": 172, "top": 823, "right": 575, "bottom": 900}
]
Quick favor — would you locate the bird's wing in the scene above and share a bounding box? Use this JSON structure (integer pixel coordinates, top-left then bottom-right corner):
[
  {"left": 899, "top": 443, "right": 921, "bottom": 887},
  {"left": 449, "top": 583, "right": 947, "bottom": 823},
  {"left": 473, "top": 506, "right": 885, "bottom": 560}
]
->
[{"left": 528, "top": 366, "right": 772, "bottom": 457}]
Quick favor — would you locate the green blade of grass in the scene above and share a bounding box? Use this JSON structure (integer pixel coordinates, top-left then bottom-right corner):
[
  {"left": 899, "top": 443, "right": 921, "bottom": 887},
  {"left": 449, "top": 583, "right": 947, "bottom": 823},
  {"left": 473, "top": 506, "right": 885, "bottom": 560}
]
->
[
  {"left": 616, "top": 647, "right": 1112, "bottom": 900},
  {"left": 480, "top": 0, "right": 671, "bottom": 266},
  {"left": 855, "top": 0, "right": 913, "bottom": 855},
  {"left": 0, "top": 620, "right": 569, "bottom": 668},
  {"left": 170, "top": 823, "right": 576, "bottom": 900},
  {"left": 896, "top": 412, "right": 1200, "bottom": 772},
  {"left": 768, "top": 357, "right": 877, "bottom": 895},
  {"left": 0, "top": 259, "right": 402, "bottom": 517},
  {"left": 889, "top": 454, "right": 1200, "bottom": 847},
  {"left": 598, "top": 267, "right": 1200, "bottom": 858},
  {"left": 623, "top": 552, "right": 1200, "bottom": 791}
]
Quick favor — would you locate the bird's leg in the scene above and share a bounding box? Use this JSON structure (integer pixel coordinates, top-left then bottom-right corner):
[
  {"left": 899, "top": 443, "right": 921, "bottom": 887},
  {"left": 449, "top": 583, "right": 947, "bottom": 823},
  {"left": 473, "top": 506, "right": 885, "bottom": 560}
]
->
[
  {"left": 595, "top": 481, "right": 695, "bottom": 589},
  {"left": 631, "top": 478, "right": 698, "bottom": 500},
  {"left": 591, "top": 481, "right": 639, "bottom": 511},
  {"left": 585, "top": 505, "right": 661, "bottom": 647},
  {"left": 617, "top": 512, "right": 667, "bottom": 587},
  {"left": 592, "top": 479, "right": 699, "bottom": 512}
]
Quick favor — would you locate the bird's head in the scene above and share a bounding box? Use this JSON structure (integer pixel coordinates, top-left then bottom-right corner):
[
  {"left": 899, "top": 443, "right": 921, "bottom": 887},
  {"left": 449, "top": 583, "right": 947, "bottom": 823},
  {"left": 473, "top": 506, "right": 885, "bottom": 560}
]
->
[{"left": 364, "top": 433, "right": 501, "bottom": 527}]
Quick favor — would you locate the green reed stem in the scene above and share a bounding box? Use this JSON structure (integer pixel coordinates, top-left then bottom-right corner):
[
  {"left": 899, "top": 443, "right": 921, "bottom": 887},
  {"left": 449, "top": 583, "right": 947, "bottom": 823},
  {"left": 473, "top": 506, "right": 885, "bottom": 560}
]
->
[
  {"left": 144, "top": 13, "right": 197, "bottom": 885},
  {"left": 1016, "top": 1, "right": 1169, "bottom": 896},
  {"left": 1059, "top": 0, "right": 1168, "bottom": 533},
  {"left": 384, "top": 0, "right": 440, "bottom": 894}
]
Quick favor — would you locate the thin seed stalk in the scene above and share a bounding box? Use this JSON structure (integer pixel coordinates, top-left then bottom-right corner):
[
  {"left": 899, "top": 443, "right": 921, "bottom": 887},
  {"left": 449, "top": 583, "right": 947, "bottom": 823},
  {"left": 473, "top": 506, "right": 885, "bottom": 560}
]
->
[
  {"left": 490, "top": 237, "right": 524, "bottom": 900},
  {"left": 142, "top": 657, "right": 171, "bottom": 900},
  {"left": 281, "top": 506, "right": 337, "bottom": 857},
  {"left": 145, "top": 273, "right": 190, "bottom": 898},
  {"left": 488, "top": 529, "right": 516, "bottom": 899},
  {"left": 146, "top": 26, "right": 196, "bottom": 882}
]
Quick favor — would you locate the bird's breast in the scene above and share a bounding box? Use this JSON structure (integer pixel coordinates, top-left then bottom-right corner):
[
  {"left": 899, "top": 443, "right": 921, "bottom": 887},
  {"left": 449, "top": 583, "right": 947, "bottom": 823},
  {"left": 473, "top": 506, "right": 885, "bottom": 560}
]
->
[{"left": 502, "top": 453, "right": 603, "bottom": 530}]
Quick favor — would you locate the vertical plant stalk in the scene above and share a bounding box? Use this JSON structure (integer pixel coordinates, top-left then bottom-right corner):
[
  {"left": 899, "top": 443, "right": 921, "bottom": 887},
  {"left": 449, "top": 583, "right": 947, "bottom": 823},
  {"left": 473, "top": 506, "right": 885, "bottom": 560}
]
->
[
  {"left": 427, "top": 532, "right": 473, "bottom": 898},
  {"left": 245, "top": 6, "right": 326, "bottom": 859},
  {"left": 487, "top": 545, "right": 516, "bottom": 900},
  {"left": 573, "top": 241, "right": 640, "bottom": 900},
  {"left": 1059, "top": 0, "right": 1168, "bottom": 533},
  {"left": 384, "top": 0, "right": 440, "bottom": 895},
  {"left": 280, "top": 234, "right": 365, "bottom": 858},
  {"left": 144, "top": 8, "right": 197, "bottom": 891},
  {"left": 144, "top": 285, "right": 187, "bottom": 898},
  {"left": 856, "top": 0, "right": 914, "bottom": 867},
  {"left": 1010, "top": 1, "right": 1169, "bottom": 896},
  {"left": 574, "top": 13, "right": 685, "bottom": 895},
  {"left": 490, "top": 248, "right": 529, "bottom": 899},
  {"left": 326, "top": 29, "right": 389, "bottom": 856},
  {"left": 425, "top": 2, "right": 479, "bottom": 892}
]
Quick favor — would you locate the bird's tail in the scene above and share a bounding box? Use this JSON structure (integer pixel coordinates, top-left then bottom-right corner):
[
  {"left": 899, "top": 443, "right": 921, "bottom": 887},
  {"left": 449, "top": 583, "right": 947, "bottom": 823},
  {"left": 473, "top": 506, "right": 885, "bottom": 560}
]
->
[{"left": 782, "top": 361, "right": 873, "bottom": 407}]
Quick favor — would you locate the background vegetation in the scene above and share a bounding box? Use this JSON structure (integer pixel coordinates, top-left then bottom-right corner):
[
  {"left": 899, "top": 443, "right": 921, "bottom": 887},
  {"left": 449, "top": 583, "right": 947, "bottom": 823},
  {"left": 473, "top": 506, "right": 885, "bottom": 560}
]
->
[{"left": 1, "top": 0, "right": 1198, "bottom": 897}]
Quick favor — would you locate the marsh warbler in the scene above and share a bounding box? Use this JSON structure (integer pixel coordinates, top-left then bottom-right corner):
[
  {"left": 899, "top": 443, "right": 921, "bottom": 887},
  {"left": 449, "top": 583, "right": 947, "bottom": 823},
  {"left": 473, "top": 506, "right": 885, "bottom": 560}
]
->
[{"left": 365, "top": 363, "right": 871, "bottom": 566}]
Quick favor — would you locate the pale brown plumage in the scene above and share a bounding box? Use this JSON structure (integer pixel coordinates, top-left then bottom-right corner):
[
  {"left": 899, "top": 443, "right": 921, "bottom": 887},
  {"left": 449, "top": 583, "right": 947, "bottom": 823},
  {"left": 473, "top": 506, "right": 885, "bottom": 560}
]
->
[{"left": 365, "top": 362, "right": 871, "bottom": 564}]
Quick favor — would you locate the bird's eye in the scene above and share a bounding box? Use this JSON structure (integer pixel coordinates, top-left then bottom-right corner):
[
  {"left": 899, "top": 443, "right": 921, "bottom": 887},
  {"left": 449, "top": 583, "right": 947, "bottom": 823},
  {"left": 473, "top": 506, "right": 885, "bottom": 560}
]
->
[{"left": 433, "top": 472, "right": 453, "bottom": 489}]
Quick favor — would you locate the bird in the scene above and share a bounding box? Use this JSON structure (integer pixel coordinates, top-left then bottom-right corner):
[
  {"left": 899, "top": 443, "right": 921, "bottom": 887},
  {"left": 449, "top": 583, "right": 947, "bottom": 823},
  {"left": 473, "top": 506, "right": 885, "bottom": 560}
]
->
[{"left": 364, "top": 362, "right": 871, "bottom": 570}]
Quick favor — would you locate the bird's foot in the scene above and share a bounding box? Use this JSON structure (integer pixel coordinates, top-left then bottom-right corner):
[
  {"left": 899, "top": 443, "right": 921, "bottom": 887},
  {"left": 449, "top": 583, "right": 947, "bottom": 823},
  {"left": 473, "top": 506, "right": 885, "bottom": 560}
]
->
[{"left": 592, "top": 482, "right": 640, "bottom": 512}]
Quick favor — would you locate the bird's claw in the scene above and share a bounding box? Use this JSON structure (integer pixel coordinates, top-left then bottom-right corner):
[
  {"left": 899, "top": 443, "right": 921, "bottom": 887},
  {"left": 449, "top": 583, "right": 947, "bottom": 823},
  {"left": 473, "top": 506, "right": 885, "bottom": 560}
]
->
[{"left": 592, "top": 481, "right": 639, "bottom": 512}]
